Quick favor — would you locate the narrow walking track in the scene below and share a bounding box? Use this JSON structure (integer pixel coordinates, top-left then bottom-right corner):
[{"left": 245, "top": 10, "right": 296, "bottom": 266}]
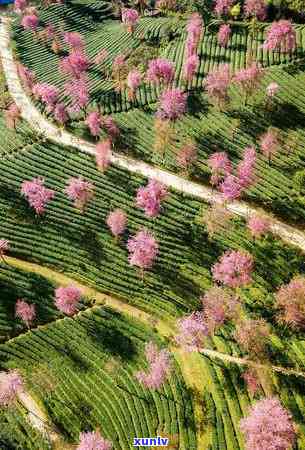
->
[{"left": 1, "top": 19, "right": 305, "bottom": 253}]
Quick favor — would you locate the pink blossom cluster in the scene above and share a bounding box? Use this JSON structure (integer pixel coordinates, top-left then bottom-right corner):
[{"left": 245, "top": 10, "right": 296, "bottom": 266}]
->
[
  {"left": 212, "top": 250, "right": 254, "bottom": 288},
  {"left": 5, "top": 103, "right": 20, "bottom": 129},
  {"left": 65, "top": 177, "right": 94, "bottom": 212},
  {"left": 14, "top": 0, "right": 27, "bottom": 13},
  {"left": 21, "top": 177, "right": 55, "bottom": 215},
  {"left": 263, "top": 20, "right": 296, "bottom": 53},
  {"left": 127, "top": 229, "right": 158, "bottom": 270},
  {"left": 183, "top": 54, "right": 199, "bottom": 82},
  {"left": 201, "top": 286, "right": 239, "bottom": 334},
  {"left": 219, "top": 175, "right": 243, "bottom": 201},
  {"left": 204, "top": 64, "right": 231, "bottom": 108},
  {"left": 15, "top": 299, "right": 36, "bottom": 328},
  {"left": 266, "top": 82, "right": 279, "bottom": 98},
  {"left": 121, "top": 8, "right": 139, "bottom": 28},
  {"left": 127, "top": 69, "right": 142, "bottom": 99},
  {"left": 0, "top": 370, "right": 23, "bottom": 406},
  {"left": 214, "top": 0, "right": 234, "bottom": 16},
  {"left": 106, "top": 209, "right": 127, "bottom": 238},
  {"left": 32, "top": 83, "right": 59, "bottom": 112},
  {"left": 259, "top": 128, "right": 280, "bottom": 161},
  {"left": 54, "top": 285, "right": 82, "bottom": 316},
  {"left": 59, "top": 51, "right": 90, "bottom": 79},
  {"left": 233, "top": 62, "right": 265, "bottom": 98},
  {"left": 208, "top": 151, "right": 232, "bottom": 185},
  {"left": 185, "top": 13, "right": 203, "bottom": 57},
  {"left": 77, "top": 430, "right": 112, "bottom": 450},
  {"left": 63, "top": 32, "right": 85, "bottom": 50},
  {"left": 96, "top": 139, "right": 112, "bottom": 172},
  {"left": 217, "top": 24, "right": 231, "bottom": 48},
  {"left": 247, "top": 214, "right": 270, "bottom": 238},
  {"left": 242, "top": 369, "right": 260, "bottom": 395},
  {"left": 276, "top": 276, "right": 305, "bottom": 330},
  {"left": 175, "top": 311, "right": 208, "bottom": 352},
  {"left": 136, "top": 342, "right": 172, "bottom": 389},
  {"left": 240, "top": 397, "right": 296, "bottom": 450},
  {"left": 176, "top": 143, "right": 197, "bottom": 172},
  {"left": 86, "top": 112, "right": 101, "bottom": 136},
  {"left": 234, "top": 319, "right": 270, "bottom": 354},
  {"left": 136, "top": 179, "right": 168, "bottom": 217},
  {"left": 244, "top": 0, "right": 267, "bottom": 20},
  {"left": 146, "top": 58, "right": 175, "bottom": 86},
  {"left": 65, "top": 77, "right": 89, "bottom": 113},
  {"left": 21, "top": 14, "right": 39, "bottom": 31},
  {"left": 54, "top": 102, "right": 69, "bottom": 124},
  {"left": 236, "top": 146, "right": 256, "bottom": 188},
  {"left": 17, "top": 63, "right": 35, "bottom": 91},
  {"left": 100, "top": 116, "right": 120, "bottom": 140},
  {"left": 0, "top": 239, "right": 9, "bottom": 257},
  {"left": 156, "top": 88, "right": 187, "bottom": 121}
]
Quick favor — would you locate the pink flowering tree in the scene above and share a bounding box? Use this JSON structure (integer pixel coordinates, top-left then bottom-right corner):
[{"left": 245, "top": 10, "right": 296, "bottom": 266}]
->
[
  {"left": 233, "top": 62, "right": 265, "bottom": 105},
  {"left": 53, "top": 103, "right": 69, "bottom": 125},
  {"left": 59, "top": 51, "right": 90, "bottom": 79},
  {"left": 21, "top": 177, "right": 55, "bottom": 215},
  {"left": 276, "top": 276, "right": 305, "bottom": 330},
  {"left": 21, "top": 14, "right": 39, "bottom": 32},
  {"left": 127, "top": 69, "right": 142, "bottom": 100},
  {"left": 32, "top": 83, "right": 59, "bottom": 112},
  {"left": 212, "top": 250, "right": 254, "bottom": 288},
  {"left": 100, "top": 116, "right": 120, "bottom": 142},
  {"left": 201, "top": 286, "right": 240, "bottom": 334},
  {"left": 204, "top": 64, "right": 231, "bottom": 110},
  {"left": 240, "top": 397, "right": 296, "bottom": 450},
  {"left": 54, "top": 285, "right": 82, "bottom": 316},
  {"left": 77, "top": 430, "right": 112, "bottom": 450},
  {"left": 0, "top": 239, "right": 9, "bottom": 263},
  {"left": 63, "top": 32, "right": 85, "bottom": 51},
  {"left": 15, "top": 299, "right": 36, "bottom": 329},
  {"left": 65, "top": 77, "right": 89, "bottom": 114},
  {"left": 244, "top": 0, "right": 267, "bottom": 20},
  {"left": 96, "top": 139, "right": 112, "bottom": 172},
  {"left": 106, "top": 209, "right": 127, "bottom": 239},
  {"left": 175, "top": 312, "right": 208, "bottom": 352},
  {"left": 219, "top": 174, "right": 243, "bottom": 201},
  {"left": 85, "top": 111, "right": 101, "bottom": 137},
  {"left": 234, "top": 318, "right": 270, "bottom": 356},
  {"left": 121, "top": 8, "right": 139, "bottom": 33},
  {"left": 266, "top": 82, "right": 279, "bottom": 98},
  {"left": 136, "top": 179, "right": 168, "bottom": 218},
  {"left": 202, "top": 202, "right": 233, "bottom": 238},
  {"left": 242, "top": 368, "right": 260, "bottom": 395},
  {"left": 247, "top": 214, "right": 270, "bottom": 239},
  {"left": 156, "top": 88, "right": 187, "bottom": 121},
  {"left": 4, "top": 103, "right": 20, "bottom": 130},
  {"left": 236, "top": 146, "right": 256, "bottom": 189},
  {"left": 146, "top": 58, "right": 175, "bottom": 86},
  {"left": 176, "top": 142, "right": 197, "bottom": 175},
  {"left": 263, "top": 20, "right": 296, "bottom": 53},
  {"left": 136, "top": 341, "right": 172, "bottom": 390},
  {"left": 127, "top": 229, "right": 158, "bottom": 273},
  {"left": 17, "top": 63, "right": 35, "bottom": 92},
  {"left": 259, "top": 128, "right": 280, "bottom": 164},
  {"left": 217, "top": 24, "right": 231, "bottom": 48},
  {"left": 208, "top": 151, "right": 232, "bottom": 186},
  {"left": 183, "top": 54, "right": 199, "bottom": 84},
  {"left": 0, "top": 370, "right": 23, "bottom": 407},
  {"left": 214, "top": 0, "right": 234, "bottom": 17},
  {"left": 65, "top": 177, "right": 94, "bottom": 212},
  {"left": 14, "top": 0, "right": 27, "bottom": 13},
  {"left": 186, "top": 13, "right": 203, "bottom": 56}
]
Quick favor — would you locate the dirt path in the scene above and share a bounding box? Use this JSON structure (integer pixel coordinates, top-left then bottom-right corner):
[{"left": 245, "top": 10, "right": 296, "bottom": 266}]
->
[{"left": 1, "top": 19, "right": 305, "bottom": 254}]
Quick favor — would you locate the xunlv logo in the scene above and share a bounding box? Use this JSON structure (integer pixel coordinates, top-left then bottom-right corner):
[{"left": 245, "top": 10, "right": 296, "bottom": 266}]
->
[{"left": 133, "top": 436, "right": 169, "bottom": 446}]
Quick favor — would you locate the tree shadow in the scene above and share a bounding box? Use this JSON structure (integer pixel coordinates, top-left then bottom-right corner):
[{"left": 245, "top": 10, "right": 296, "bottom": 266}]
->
[
  {"left": 0, "top": 184, "right": 42, "bottom": 227},
  {"left": 262, "top": 102, "right": 305, "bottom": 131},
  {"left": 187, "top": 93, "right": 209, "bottom": 118}
]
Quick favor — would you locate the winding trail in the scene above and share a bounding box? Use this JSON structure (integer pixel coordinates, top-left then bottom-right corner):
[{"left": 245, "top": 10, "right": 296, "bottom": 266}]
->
[
  {"left": 5, "top": 255, "right": 305, "bottom": 447},
  {"left": 1, "top": 18, "right": 305, "bottom": 253}
]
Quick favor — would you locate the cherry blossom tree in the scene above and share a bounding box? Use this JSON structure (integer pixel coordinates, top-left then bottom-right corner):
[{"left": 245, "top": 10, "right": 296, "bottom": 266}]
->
[
  {"left": 156, "top": 88, "right": 188, "bottom": 121},
  {"left": 65, "top": 77, "right": 89, "bottom": 113},
  {"left": 176, "top": 142, "right": 197, "bottom": 175},
  {"left": 77, "top": 431, "right": 112, "bottom": 450},
  {"left": 236, "top": 146, "right": 256, "bottom": 189},
  {"left": 96, "top": 139, "right": 112, "bottom": 172},
  {"left": 242, "top": 368, "right": 260, "bottom": 395},
  {"left": 63, "top": 32, "right": 85, "bottom": 50},
  {"left": 53, "top": 103, "right": 69, "bottom": 125},
  {"left": 212, "top": 250, "right": 254, "bottom": 288},
  {"left": 100, "top": 116, "right": 120, "bottom": 141},
  {"left": 201, "top": 286, "right": 240, "bottom": 334},
  {"left": 219, "top": 174, "right": 243, "bottom": 201},
  {"left": 183, "top": 54, "right": 199, "bottom": 83},
  {"left": 259, "top": 128, "right": 280, "bottom": 164},
  {"left": 0, "top": 239, "right": 9, "bottom": 263},
  {"left": 65, "top": 177, "right": 94, "bottom": 212},
  {"left": 214, "top": 0, "right": 234, "bottom": 17},
  {"left": 234, "top": 318, "right": 270, "bottom": 356},
  {"left": 244, "top": 0, "right": 267, "bottom": 20},
  {"left": 59, "top": 51, "right": 90, "bottom": 79},
  {"left": 208, "top": 151, "right": 232, "bottom": 186},
  {"left": 263, "top": 20, "right": 296, "bottom": 53},
  {"left": 21, "top": 177, "right": 55, "bottom": 215},
  {"left": 4, "top": 103, "right": 21, "bottom": 130},
  {"left": 217, "top": 24, "right": 231, "bottom": 48},
  {"left": 17, "top": 63, "right": 35, "bottom": 92},
  {"left": 0, "top": 370, "right": 23, "bottom": 407},
  {"left": 106, "top": 209, "right": 127, "bottom": 238},
  {"left": 14, "top": 0, "right": 27, "bottom": 13},
  {"left": 127, "top": 69, "right": 142, "bottom": 100},
  {"left": 54, "top": 285, "right": 82, "bottom": 316},
  {"left": 204, "top": 64, "right": 231, "bottom": 109},
  {"left": 247, "top": 214, "right": 270, "bottom": 239},
  {"left": 240, "top": 397, "right": 296, "bottom": 450},
  {"left": 32, "top": 83, "right": 59, "bottom": 112},
  {"left": 127, "top": 229, "right": 158, "bottom": 271},
  {"left": 15, "top": 299, "right": 36, "bottom": 329},
  {"left": 136, "top": 341, "right": 172, "bottom": 389},
  {"left": 266, "top": 82, "right": 279, "bottom": 98},
  {"left": 121, "top": 8, "right": 139, "bottom": 33},
  {"left": 275, "top": 276, "right": 305, "bottom": 330},
  {"left": 186, "top": 13, "right": 203, "bottom": 55},
  {"left": 21, "top": 14, "right": 39, "bottom": 31},
  {"left": 85, "top": 111, "right": 101, "bottom": 137},
  {"left": 146, "top": 58, "right": 175, "bottom": 86},
  {"left": 202, "top": 202, "right": 233, "bottom": 238},
  {"left": 136, "top": 179, "right": 168, "bottom": 217},
  {"left": 175, "top": 312, "right": 208, "bottom": 352},
  {"left": 233, "top": 62, "right": 265, "bottom": 105}
]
